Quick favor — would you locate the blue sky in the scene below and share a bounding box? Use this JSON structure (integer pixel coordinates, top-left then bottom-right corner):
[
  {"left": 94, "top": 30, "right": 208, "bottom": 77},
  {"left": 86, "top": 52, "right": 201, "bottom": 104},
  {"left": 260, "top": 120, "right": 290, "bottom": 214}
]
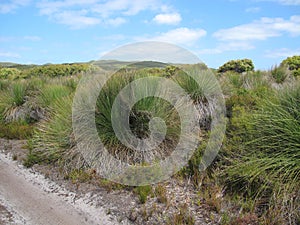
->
[{"left": 0, "top": 0, "right": 299, "bottom": 69}]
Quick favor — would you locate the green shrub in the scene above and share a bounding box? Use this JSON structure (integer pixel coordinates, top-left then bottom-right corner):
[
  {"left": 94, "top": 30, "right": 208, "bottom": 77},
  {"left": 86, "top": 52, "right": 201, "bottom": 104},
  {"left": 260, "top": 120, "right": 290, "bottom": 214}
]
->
[
  {"left": 164, "top": 65, "right": 179, "bottom": 77},
  {"left": 0, "top": 68, "right": 21, "bottom": 80},
  {"left": 223, "top": 83, "right": 300, "bottom": 223},
  {"left": 218, "top": 59, "right": 254, "bottom": 74},
  {"left": 292, "top": 68, "right": 300, "bottom": 77},
  {"left": 281, "top": 55, "right": 300, "bottom": 71},
  {"left": 22, "top": 63, "right": 90, "bottom": 78}
]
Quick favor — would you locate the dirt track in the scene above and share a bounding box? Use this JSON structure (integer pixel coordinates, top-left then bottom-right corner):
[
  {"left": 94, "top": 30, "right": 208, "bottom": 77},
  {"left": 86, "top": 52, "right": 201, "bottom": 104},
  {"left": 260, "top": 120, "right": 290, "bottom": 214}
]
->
[{"left": 0, "top": 153, "right": 118, "bottom": 225}]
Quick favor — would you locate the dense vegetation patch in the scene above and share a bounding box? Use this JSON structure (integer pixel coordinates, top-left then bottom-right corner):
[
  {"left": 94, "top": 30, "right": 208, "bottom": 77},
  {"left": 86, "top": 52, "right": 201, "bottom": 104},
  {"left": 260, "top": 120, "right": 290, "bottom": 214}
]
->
[
  {"left": 0, "top": 56, "right": 299, "bottom": 224},
  {"left": 218, "top": 59, "right": 254, "bottom": 74}
]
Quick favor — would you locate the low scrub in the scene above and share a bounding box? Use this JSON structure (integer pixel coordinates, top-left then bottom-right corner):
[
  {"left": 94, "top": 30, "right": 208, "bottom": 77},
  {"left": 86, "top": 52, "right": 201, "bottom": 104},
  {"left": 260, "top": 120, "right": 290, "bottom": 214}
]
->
[
  {"left": 223, "top": 82, "right": 300, "bottom": 224},
  {"left": 218, "top": 59, "right": 254, "bottom": 74},
  {"left": 0, "top": 121, "right": 33, "bottom": 139}
]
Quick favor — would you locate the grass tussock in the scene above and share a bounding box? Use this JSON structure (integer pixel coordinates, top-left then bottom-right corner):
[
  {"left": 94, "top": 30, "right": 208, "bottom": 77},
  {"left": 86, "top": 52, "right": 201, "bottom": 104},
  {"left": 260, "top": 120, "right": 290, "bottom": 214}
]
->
[
  {"left": 31, "top": 95, "right": 87, "bottom": 171},
  {"left": 94, "top": 70, "right": 183, "bottom": 164},
  {"left": 222, "top": 82, "right": 300, "bottom": 224}
]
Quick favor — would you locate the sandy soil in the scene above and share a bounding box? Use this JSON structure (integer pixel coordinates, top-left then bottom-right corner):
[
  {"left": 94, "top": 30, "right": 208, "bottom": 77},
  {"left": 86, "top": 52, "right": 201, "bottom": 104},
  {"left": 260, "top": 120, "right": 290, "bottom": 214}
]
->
[
  {"left": 0, "top": 152, "right": 120, "bottom": 225},
  {"left": 0, "top": 138, "right": 221, "bottom": 225}
]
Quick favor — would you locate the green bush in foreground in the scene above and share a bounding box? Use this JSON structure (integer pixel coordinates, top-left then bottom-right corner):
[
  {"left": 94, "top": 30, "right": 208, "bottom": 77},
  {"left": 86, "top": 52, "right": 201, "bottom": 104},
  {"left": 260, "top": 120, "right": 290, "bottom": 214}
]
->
[
  {"left": 94, "top": 70, "right": 181, "bottom": 164},
  {"left": 30, "top": 95, "right": 86, "bottom": 170},
  {"left": 224, "top": 82, "right": 300, "bottom": 223}
]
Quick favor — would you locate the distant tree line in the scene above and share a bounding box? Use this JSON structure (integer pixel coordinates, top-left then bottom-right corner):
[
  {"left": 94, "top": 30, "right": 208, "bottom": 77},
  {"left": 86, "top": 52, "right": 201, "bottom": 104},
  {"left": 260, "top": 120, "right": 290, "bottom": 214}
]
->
[
  {"left": 217, "top": 56, "right": 300, "bottom": 76},
  {"left": 0, "top": 63, "right": 91, "bottom": 80},
  {"left": 1, "top": 56, "right": 300, "bottom": 80}
]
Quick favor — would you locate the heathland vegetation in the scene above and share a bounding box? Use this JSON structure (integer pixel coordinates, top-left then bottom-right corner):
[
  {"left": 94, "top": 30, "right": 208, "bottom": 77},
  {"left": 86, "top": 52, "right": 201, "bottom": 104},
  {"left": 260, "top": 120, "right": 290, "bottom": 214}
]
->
[{"left": 0, "top": 56, "right": 299, "bottom": 224}]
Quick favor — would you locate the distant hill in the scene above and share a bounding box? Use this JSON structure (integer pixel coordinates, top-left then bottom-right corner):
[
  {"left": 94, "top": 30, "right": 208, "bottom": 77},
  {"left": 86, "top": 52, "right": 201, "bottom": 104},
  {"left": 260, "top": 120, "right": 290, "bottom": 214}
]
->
[
  {"left": 0, "top": 62, "right": 37, "bottom": 70},
  {"left": 1, "top": 60, "right": 209, "bottom": 73},
  {"left": 128, "top": 61, "right": 168, "bottom": 69},
  {"left": 90, "top": 60, "right": 130, "bottom": 70},
  {"left": 91, "top": 60, "right": 176, "bottom": 71}
]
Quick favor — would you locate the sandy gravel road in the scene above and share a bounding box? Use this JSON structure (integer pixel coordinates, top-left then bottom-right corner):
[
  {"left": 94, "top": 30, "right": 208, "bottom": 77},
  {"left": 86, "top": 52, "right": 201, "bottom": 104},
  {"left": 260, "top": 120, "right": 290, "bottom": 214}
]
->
[{"left": 0, "top": 152, "right": 119, "bottom": 225}]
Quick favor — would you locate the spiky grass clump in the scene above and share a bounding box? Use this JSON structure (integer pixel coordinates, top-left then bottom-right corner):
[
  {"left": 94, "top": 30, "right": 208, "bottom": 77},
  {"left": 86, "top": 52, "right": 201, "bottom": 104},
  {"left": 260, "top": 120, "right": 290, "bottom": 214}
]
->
[
  {"left": 224, "top": 82, "right": 300, "bottom": 223},
  {"left": 30, "top": 95, "right": 86, "bottom": 170},
  {"left": 228, "top": 84, "right": 300, "bottom": 191},
  {"left": 8, "top": 82, "right": 27, "bottom": 105},
  {"left": 38, "top": 84, "right": 72, "bottom": 109},
  {"left": 0, "top": 81, "right": 29, "bottom": 123},
  {"left": 0, "top": 80, "right": 41, "bottom": 139},
  {"left": 172, "top": 65, "right": 225, "bottom": 137},
  {"left": 95, "top": 70, "right": 181, "bottom": 164}
]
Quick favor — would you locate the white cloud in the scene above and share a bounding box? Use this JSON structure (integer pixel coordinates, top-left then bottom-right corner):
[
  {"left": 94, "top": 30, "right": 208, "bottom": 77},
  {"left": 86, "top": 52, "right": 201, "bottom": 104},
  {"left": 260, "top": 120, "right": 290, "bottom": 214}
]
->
[
  {"left": 37, "top": 0, "right": 99, "bottom": 15},
  {"left": 0, "top": 51, "right": 20, "bottom": 58},
  {"left": 213, "top": 15, "right": 300, "bottom": 41},
  {"left": 153, "top": 13, "right": 182, "bottom": 25},
  {"left": 276, "top": 0, "right": 300, "bottom": 5},
  {"left": 224, "top": 42, "right": 255, "bottom": 51},
  {"left": 48, "top": 10, "right": 101, "bottom": 29},
  {"left": 92, "top": 0, "right": 160, "bottom": 17},
  {"left": 36, "top": 0, "right": 167, "bottom": 29},
  {"left": 143, "top": 27, "right": 206, "bottom": 45},
  {"left": 198, "top": 42, "right": 255, "bottom": 55},
  {"left": 0, "top": 0, "right": 31, "bottom": 14},
  {"left": 245, "top": 7, "right": 261, "bottom": 13},
  {"left": 255, "top": 0, "right": 300, "bottom": 5},
  {"left": 271, "top": 0, "right": 300, "bottom": 5},
  {"left": 265, "top": 48, "right": 300, "bottom": 58}
]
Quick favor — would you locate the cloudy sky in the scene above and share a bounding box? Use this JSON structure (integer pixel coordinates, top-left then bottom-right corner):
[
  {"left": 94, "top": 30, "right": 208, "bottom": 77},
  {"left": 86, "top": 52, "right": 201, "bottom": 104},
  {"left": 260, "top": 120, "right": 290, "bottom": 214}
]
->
[{"left": 0, "top": 0, "right": 299, "bottom": 69}]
